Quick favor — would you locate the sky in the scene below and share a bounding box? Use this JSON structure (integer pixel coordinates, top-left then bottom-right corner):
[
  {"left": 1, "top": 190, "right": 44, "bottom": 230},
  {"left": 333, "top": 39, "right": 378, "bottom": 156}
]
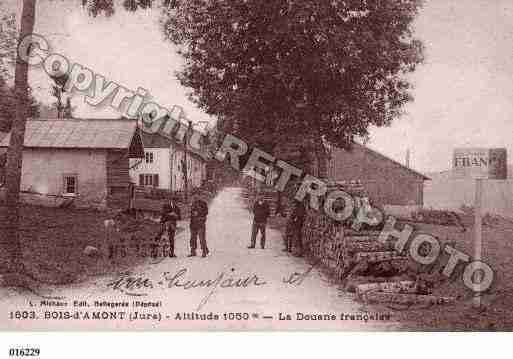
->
[{"left": 2, "top": 0, "right": 513, "bottom": 173}]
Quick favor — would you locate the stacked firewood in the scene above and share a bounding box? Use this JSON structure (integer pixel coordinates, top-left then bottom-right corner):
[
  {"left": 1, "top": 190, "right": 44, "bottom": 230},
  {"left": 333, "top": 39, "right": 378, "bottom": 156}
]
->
[
  {"left": 301, "top": 209, "right": 346, "bottom": 277},
  {"left": 299, "top": 182, "right": 368, "bottom": 277},
  {"left": 342, "top": 229, "right": 457, "bottom": 306},
  {"left": 296, "top": 182, "right": 455, "bottom": 306}
]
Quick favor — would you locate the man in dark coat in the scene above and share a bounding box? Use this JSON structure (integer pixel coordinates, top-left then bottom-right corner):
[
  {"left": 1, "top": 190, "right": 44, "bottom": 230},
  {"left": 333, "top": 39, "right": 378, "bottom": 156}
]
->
[
  {"left": 285, "top": 200, "right": 306, "bottom": 255},
  {"left": 248, "top": 194, "right": 271, "bottom": 249},
  {"left": 189, "top": 191, "right": 209, "bottom": 257},
  {"left": 160, "top": 197, "right": 182, "bottom": 258}
]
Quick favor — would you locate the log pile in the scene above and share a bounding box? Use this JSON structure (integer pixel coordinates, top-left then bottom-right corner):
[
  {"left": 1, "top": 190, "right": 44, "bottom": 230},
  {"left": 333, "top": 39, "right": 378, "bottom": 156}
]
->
[
  {"left": 343, "top": 229, "right": 408, "bottom": 273},
  {"left": 361, "top": 292, "right": 455, "bottom": 306},
  {"left": 302, "top": 209, "right": 346, "bottom": 277},
  {"left": 242, "top": 180, "right": 455, "bottom": 307},
  {"left": 299, "top": 181, "right": 404, "bottom": 278},
  {"left": 343, "top": 230, "right": 456, "bottom": 305},
  {"left": 355, "top": 281, "right": 417, "bottom": 298},
  {"left": 299, "top": 188, "right": 454, "bottom": 306}
]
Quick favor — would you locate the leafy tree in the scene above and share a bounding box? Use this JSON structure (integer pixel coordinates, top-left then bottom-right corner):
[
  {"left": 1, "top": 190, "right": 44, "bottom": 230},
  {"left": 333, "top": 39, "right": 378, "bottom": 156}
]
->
[
  {"left": 162, "top": 0, "right": 424, "bottom": 157},
  {"left": 0, "top": 11, "right": 19, "bottom": 131},
  {"left": 81, "top": 0, "right": 169, "bottom": 17},
  {"left": 49, "top": 73, "right": 75, "bottom": 118},
  {"left": 0, "top": 82, "right": 40, "bottom": 131},
  {"left": 0, "top": 13, "right": 39, "bottom": 132},
  {"left": 0, "top": 12, "right": 17, "bottom": 80},
  {"left": 0, "top": 77, "right": 14, "bottom": 131},
  {"left": 81, "top": 0, "right": 115, "bottom": 17}
]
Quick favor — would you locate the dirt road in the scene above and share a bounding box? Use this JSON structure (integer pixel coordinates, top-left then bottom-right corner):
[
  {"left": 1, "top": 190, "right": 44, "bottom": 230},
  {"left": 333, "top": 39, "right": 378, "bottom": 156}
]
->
[{"left": 1, "top": 187, "right": 396, "bottom": 330}]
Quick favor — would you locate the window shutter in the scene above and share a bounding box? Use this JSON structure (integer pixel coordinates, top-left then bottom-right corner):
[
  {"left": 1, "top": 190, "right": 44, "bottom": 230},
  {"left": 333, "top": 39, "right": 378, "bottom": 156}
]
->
[
  {"left": 139, "top": 174, "right": 144, "bottom": 186},
  {"left": 153, "top": 174, "right": 159, "bottom": 188}
]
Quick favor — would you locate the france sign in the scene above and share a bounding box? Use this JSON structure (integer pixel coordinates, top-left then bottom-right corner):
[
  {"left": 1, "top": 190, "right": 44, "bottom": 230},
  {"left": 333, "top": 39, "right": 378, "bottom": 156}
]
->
[{"left": 453, "top": 148, "right": 507, "bottom": 179}]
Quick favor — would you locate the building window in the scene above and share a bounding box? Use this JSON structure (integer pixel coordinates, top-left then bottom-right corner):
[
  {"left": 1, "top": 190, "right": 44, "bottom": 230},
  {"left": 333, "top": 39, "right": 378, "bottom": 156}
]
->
[
  {"left": 139, "top": 173, "right": 159, "bottom": 187},
  {"left": 63, "top": 174, "right": 78, "bottom": 194},
  {"left": 145, "top": 152, "right": 154, "bottom": 164}
]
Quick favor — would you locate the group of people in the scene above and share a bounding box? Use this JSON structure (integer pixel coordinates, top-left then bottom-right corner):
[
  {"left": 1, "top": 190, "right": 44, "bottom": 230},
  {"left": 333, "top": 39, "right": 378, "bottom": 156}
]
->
[
  {"left": 158, "top": 191, "right": 306, "bottom": 258},
  {"left": 159, "top": 191, "right": 209, "bottom": 258}
]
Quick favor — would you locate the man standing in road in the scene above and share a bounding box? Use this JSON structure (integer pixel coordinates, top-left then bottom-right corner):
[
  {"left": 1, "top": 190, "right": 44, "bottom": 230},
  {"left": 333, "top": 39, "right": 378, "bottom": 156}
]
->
[
  {"left": 284, "top": 200, "right": 306, "bottom": 255},
  {"left": 248, "top": 194, "right": 271, "bottom": 249},
  {"left": 160, "top": 196, "right": 182, "bottom": 258},
  {"left": 189, "top": 190, "right": 209, "bottom": 257}
]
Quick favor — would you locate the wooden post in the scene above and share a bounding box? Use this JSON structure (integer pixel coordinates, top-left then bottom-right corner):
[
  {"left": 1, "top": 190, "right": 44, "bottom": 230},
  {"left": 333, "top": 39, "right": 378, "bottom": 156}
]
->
[
  {"left": 183, "top": 139, "right": 188, "bottom": 203},
  {"left": 128, "top": 183, "right": 134, "bottom": 210},
  {"left": 170, "top": 146, "right": 174, "bottom": 194},
  {"left": 183, "top": 120, "right": 193, "bottom": 203},
  {"left": 474, "top": 178, "right": 483, "bottom": 308}
]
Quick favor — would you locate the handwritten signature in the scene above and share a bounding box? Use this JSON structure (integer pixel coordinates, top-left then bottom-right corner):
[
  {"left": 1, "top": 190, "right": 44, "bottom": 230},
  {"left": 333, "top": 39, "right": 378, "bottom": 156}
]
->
[{"left": 106, "top": 262, "right": 319, "bottom": 311}]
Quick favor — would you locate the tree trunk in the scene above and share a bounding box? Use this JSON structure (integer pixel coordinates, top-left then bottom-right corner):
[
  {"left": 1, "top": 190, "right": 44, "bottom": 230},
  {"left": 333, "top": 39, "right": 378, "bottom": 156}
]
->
[{"left": 1, "top": 0, "right": 37, "bottom": 277}]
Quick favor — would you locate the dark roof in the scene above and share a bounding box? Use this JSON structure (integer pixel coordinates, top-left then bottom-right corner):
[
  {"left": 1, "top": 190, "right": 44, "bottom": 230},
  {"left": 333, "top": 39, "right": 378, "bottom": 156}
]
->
[
  {"left": 274, "top": 136, "right": 429, "bottom": 181},
  {"left": 141, "top": 130, "right": 175, "bottom": 149},
  {"left": 353, "top": 142, "right": 430, "bottom": 180},
  {"left": 140, "top": 130, "right": 209, "bottom": 161},
  {"left": 0, "top": 119, "right": 141, "bottom": 149}
]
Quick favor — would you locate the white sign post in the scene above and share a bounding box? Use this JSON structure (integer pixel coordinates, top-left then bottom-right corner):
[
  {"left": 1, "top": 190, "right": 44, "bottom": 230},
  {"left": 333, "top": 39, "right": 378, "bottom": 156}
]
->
[
  {"left": 453, "top": 147, "right": 504, "bottom": 308},
  {"left": 473, "top": 178, "right": 483, "bottom": 308}
]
